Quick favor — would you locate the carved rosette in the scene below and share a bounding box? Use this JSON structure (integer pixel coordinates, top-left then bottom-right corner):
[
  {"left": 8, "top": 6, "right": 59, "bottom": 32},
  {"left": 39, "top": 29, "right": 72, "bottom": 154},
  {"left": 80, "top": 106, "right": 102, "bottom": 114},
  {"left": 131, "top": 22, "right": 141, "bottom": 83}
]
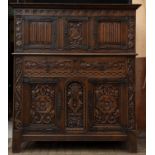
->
[
  {"left": 128, "top": 58, "right": 136, "bottom": 129},
  {"left": 66, "top": 82, "right": 84, "bottom": 129},
  {"left": 14, "top": 57, "right": 23, "bottom": 130},
  {"left": 128, "top": 17, "right": 135, "bottom": 49},
  {"left": 94, "top": 85, "right": 120, "bottom": 125},
  {"left": 31, "top": 84, "right": 55, "bottom": 124},
  {"left": 15, "top": 17, "right": 23, "bottom": 50}
]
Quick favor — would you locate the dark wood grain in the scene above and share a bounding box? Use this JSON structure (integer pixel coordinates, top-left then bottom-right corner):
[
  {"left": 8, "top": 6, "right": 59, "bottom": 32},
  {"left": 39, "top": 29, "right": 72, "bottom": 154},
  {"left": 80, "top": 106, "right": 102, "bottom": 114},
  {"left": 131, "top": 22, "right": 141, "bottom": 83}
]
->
[{"left": 12, "top": 4, "right": 140, "bottom": 153}]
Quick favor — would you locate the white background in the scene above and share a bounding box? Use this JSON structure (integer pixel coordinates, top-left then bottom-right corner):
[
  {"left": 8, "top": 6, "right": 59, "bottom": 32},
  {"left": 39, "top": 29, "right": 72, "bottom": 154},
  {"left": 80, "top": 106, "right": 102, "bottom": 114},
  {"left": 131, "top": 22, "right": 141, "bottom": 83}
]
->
[{"left": 0, "top": 0, "right": 154, "bottom": 154}]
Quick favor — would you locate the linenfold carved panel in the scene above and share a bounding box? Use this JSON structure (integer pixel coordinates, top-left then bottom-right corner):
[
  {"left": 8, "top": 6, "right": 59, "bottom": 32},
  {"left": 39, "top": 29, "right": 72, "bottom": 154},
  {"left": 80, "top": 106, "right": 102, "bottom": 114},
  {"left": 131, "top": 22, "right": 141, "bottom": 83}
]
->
[
  {"left": 24, "top": 17, "right": 57, "bottom": 49},
  {"left": 23, "top": 56, "right": 127, "bottom": 78},
  {"left": 95, "top": 17, "right": 129, "bottom": 49},
  {"left": 65, "top": 81, "right": 84, "bottom": 129},
  {"left": 31, "top": 84, "right": 55, "bottom": 124}
]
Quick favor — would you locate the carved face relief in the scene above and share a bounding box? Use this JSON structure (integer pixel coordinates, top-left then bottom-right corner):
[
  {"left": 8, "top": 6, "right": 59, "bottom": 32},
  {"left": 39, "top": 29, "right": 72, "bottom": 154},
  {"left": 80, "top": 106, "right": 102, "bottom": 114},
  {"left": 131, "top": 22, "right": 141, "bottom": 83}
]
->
[{"left": 66, "top": 82, "right": 84, "bottom": 129}]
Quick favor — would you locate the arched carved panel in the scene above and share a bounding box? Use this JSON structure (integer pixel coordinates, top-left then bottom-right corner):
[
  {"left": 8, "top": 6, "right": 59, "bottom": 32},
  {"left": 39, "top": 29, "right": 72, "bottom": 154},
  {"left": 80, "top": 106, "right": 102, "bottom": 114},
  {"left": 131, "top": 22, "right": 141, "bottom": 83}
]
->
[{"left": 65, "top": 81, "right": 85, "bottom": 130}]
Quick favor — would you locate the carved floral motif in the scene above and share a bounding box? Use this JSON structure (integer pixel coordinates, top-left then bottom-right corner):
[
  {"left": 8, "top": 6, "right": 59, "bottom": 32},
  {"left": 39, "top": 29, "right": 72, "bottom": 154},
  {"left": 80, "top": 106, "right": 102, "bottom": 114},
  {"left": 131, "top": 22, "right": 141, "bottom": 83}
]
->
[
  {"left": 128, "top": 17, "right": 135, "bottom": 49},
  {"left": 14, "top": 9, "right": 135, "bottom": 17},
  {"left": 66, "top": 82, "right": 84, "bottom": 128},
  {"left": 31, "top": 84, "right": 55, "bottom": 124},
  {"left": 23, "top": 57, "right": 126, "bottom": 78},
  {"left": 15, "top": 18, "right": 23, "bottom": 49},
  {"left": 94, "top": 84, "right": 120, "bottom": 124},
  {"left": 66, "top": 21, "right": 83, "bottom": 48}
]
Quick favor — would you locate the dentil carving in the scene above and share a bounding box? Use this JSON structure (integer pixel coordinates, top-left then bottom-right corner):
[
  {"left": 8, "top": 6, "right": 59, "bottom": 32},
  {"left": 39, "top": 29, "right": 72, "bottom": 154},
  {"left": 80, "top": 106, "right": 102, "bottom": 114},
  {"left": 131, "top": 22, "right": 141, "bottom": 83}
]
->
[
  {"left": 66, "top": 82, "right": 84, "bottom": 128},
  {"left": 15, "top": 9, "right": 134, "bottom": 17},
  {"left": 31, "top": 84, "right": 55, "bottom": 124},
  {"left": 94, "top": 84, "right": 120, "bottom": 124}
]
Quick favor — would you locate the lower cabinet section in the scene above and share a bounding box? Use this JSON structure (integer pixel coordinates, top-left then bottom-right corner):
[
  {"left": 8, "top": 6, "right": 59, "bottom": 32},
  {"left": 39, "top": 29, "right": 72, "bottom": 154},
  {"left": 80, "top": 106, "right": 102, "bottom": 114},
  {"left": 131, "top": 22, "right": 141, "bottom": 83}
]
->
[
  {"left": 13, "top": 55, "right": 137, "bottom": 153},
  {"left": 21, "top": 77, "right": 128, "bottom": 133}
]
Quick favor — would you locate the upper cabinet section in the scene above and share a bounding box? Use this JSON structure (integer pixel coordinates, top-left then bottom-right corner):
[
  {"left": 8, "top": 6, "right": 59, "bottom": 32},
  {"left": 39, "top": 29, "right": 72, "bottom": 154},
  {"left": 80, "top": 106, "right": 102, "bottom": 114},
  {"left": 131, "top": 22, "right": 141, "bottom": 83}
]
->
[{"left": 13, "top": 4, "right": 140, "bottom": 53}]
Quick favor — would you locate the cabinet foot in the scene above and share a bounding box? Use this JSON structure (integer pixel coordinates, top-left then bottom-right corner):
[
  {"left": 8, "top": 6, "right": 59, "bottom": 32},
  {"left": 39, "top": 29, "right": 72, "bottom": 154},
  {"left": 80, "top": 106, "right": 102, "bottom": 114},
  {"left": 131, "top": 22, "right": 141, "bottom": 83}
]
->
[
  {"left": 127, "top": 131, "right": 137, "bottom": 153},
  {"left": 12, "top": 131, "right": 22, "bottom": 153}
]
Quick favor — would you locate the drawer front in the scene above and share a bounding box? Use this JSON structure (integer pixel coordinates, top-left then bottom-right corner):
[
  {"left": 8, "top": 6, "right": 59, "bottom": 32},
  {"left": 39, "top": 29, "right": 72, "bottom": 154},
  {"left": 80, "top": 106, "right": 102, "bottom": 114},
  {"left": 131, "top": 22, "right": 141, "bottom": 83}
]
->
[
  {"left": 23, "top": 56, "right": 128, "bottom": 78},
  {"left": 15, "top": 9, "right": 135, "bottom": 52}
]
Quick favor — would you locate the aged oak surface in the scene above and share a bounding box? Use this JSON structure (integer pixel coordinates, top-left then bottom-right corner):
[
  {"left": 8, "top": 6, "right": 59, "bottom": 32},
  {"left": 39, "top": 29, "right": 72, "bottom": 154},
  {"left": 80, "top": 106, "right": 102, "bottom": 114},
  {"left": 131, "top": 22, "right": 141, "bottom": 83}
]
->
[{"left": 10, "top": 3, "right": 140, "bottom": 153}]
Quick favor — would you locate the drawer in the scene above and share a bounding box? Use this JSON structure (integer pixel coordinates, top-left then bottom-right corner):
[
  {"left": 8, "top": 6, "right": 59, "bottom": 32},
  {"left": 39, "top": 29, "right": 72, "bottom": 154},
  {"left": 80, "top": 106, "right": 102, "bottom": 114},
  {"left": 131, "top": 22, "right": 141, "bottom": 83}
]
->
[{"left": 23, "top": 56, "right": 128, "bottom": 78}]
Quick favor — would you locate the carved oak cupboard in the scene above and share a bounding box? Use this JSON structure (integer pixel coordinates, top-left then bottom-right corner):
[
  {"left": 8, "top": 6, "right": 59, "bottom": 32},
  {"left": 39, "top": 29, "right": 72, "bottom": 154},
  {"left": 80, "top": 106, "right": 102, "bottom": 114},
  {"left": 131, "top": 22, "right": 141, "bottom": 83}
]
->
[{"left": 11, "top": 3, "right": 140, "bottom": 153}]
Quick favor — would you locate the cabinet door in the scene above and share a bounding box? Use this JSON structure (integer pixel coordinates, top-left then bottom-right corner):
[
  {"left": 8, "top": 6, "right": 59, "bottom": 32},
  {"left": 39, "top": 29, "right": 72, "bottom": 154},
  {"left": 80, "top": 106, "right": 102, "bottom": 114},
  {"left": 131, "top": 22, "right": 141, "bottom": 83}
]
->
[
  {"left": 64, "top": 79, "right": 86, "bottom": 133},
  {"left": 88, "top": 79, "right": 128, "bottom": 131},
  {"left": 22, "top": 78, "right": 63, "bottom": 133}
]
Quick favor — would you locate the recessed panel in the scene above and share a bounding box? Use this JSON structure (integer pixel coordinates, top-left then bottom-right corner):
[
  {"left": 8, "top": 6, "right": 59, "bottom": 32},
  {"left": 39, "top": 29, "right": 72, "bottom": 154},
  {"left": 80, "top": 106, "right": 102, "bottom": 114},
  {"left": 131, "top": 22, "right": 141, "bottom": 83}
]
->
[
  {"left": 24, "top": 17, "right": 57, "bottom": 49},
  {"left": 64, "top": 17, "right": 88, "bottom": 49},
  {"left": 88, "top": 80, "right": 128, "bottom": 131},
  {"left": 95, "top": 17, "right": 129, "bottom": 49}
]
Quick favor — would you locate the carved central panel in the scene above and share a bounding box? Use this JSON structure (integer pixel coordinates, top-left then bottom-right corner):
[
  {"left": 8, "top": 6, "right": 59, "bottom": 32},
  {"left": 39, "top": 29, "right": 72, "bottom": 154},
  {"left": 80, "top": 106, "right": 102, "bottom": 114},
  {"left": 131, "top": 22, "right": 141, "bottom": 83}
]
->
[
  {"left": 65, "top": 82, "right": 84, "bottom": 129},
  {"left": 31, "top": 84, "right": 55, "bottom": 124},
  {"left": 64, "top": 18, "right": 88, "bottom": 49},
  {"left": 94, "top": 84, "right": 120, "bottom": 125},
  {"left": 68, "top": 22, "right": 83, "bottom": 48}
]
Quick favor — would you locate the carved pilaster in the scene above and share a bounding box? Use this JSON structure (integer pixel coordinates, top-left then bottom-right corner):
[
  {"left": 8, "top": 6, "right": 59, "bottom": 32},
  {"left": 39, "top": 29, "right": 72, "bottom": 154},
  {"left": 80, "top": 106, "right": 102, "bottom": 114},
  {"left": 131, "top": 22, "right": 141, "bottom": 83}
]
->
[
  {"left": 15, "top": 17, "right": 23, "bottom": 50},
  {"left": 128, "top": 57, "right": 136, "bottom": 129},
  {"left": 14, "top": 57, "right": 23, "bottom": 130},
  {"left": 128, "top": 17, "right": 135, "bottom": 49}
]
